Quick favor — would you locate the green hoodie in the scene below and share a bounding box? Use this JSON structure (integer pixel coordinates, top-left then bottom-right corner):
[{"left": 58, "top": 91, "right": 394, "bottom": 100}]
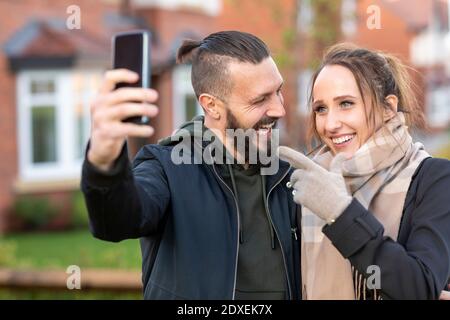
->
[{"left": 159, "top": 116, "right": 287, "bottom": 300}]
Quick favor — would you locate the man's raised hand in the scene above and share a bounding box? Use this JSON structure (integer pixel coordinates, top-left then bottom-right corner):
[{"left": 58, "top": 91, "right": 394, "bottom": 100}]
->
[{"left": 87, "top": 69, "right": 159, "bottom": 171}]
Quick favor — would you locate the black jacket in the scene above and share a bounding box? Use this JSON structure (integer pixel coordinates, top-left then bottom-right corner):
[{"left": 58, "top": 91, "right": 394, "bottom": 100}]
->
[
  {"left": 81, "top": 141, "right": 301, "bottom": 299},
  {"left": 322, "top": 157, "right": 450, "bottom": 299}
]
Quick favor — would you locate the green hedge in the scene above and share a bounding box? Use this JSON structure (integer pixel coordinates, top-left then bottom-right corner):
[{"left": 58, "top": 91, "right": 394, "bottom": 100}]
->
[
  {"left": 13, "top": 195, "right": 57, "bottom": 229},
  {"left": 70, "top": 191, "right": 90, "bottom": 229}
]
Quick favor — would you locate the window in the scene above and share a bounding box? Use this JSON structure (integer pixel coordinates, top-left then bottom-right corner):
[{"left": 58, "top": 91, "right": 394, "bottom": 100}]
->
[
  {"left": 446, "top": 33, "right": 450, "bottom": 72},
  {"left": 172, "top": 65, "right": 202, "bottom": 129},
  {"left": 72, "top": 72, "right": 99, "bottom": 160},
  {"left": 17, "top": 70, "right": 102, "bottom": 182},
  {"left": 297, "top": 69, "right": 313, "bottom": 116},
  {"left": 31, "top": 105, "right": 57, "bottom": 163},
  {"left": 448, "top": 1, "right": 450, "bottom": 32},
  {"left": 131, "top": 0, "right": 222, "bottom": 16},
  {"left": 31, "top": 79, "right": 55, "bottom": 94},
  {"left": 341, "top": 0, "right": 357, "bottom": 37},
  {"left": 297, "top": 0, "right": 313, "bottom": 33},
  {"left": 427, "top": 85, "right": 450, "bottom": 127}
]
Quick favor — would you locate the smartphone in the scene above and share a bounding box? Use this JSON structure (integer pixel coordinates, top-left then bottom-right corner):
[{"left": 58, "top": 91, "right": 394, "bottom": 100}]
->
[{"left": 112, "top": 30, "right": 151, "bottom": 125}]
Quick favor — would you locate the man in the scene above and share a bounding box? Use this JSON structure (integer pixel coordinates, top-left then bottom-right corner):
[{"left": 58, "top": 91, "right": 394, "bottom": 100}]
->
[{"left": 82, "top": 31, "right": 300, "bottom": 299}]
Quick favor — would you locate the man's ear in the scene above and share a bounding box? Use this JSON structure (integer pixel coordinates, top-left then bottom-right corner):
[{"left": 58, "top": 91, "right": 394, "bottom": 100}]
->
[
  {"left": 199, "top": 93, "right": 221, "bottom": 120},
  {"left": 383, "top": 94, "right": 398, "bottom": 121}
]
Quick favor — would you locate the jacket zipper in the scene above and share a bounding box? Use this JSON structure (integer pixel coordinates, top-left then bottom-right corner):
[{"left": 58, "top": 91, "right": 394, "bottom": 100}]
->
[
  {"left": 264, "top": 167, "right": 294, "bottom": 300},
  {"left": 206, "top": 142, "right": 293, "bottom": 300},
  {"left": 291, "top": 227, "right": 298, "bottom": 241},
  {"left": 211, "top": 162, "right": 240, "bottom": 300},
  {"left": 206, "top": 144, "right": 241, "bottom": 300}
]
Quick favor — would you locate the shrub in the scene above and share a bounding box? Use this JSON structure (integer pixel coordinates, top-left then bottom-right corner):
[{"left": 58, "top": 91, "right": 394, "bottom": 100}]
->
[
  {"left": 13, "top": 195, "right": 57, "bottom": 229},
  {"left": 70, "top": 190, "right": 90, "bottom": 229}
]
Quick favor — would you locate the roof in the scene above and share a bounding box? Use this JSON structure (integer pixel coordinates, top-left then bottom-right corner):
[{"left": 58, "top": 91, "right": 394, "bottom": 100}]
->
[
  {"left": 381, "top": 0, "right": 449, "bottom": 32},
  {"left": 2, "top": 15, "right": 184, "bottom": 73},
  {"left": 3, "top": 19, "right": 108, "bottom": 70}
]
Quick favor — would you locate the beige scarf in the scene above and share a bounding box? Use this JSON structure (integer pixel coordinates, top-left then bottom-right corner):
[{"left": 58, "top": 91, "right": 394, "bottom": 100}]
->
[{"left": 301, "top": 113, "right": 430, "bottom": 300}]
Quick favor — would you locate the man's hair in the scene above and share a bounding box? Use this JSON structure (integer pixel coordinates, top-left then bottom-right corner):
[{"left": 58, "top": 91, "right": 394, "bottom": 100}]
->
[{"left": 176, "top": 31, "right": 270, "bottom": 102}]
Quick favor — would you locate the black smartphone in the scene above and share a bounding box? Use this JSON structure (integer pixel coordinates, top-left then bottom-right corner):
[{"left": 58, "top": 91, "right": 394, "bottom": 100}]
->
[{"left": 112, "top": 30, "right": 151, "bottom": 125}]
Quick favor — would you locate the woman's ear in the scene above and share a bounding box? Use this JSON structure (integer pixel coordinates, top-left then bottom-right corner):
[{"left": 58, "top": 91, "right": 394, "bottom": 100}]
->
[
  {"left": 383, "top": 94, "right": 398, "bottom": 121},
  {"left": 199, "top": 94, "right": 221, "bottom": 120}
]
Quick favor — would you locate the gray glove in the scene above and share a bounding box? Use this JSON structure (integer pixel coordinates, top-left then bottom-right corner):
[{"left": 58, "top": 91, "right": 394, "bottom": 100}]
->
[{"left": 278, "top": 146, "right": 352, "bottom": 224}]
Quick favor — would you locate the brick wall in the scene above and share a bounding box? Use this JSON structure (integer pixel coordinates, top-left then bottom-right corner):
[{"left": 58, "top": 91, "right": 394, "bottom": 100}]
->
[
  {"left": 351, "top": 0, "right": 429, "bottom": 118},
  {"left": 216, "top": 0, "right": 299, "bottom": 145},
  {"left": 0, "top": 0, "right": 120, "bottom": 232},
  {"left": 0, "top": 0, "right": 216, "bottom": 232},
  {"left": 351, "top": 0, "right": 414, "bottom": 61}
]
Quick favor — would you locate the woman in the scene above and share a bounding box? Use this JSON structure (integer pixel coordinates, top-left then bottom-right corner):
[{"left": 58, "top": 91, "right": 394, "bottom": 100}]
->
[{"left": 279, "top": 43, "right": 450, "bottom": 300}]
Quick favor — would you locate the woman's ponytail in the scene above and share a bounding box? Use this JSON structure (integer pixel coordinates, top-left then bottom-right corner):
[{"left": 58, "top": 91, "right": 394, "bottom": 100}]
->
[{"left": 382, "top": 53, "right": 426, "bottom": 129}]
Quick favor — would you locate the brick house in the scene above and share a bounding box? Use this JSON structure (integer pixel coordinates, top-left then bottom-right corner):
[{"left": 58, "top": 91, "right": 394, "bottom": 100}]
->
[
  {"left": 216, "top": 0, "right": 300, "bottom": 146},
  {"left": 351, "top": 0, "right": 450, "bottom": 130},
  {"left": 294, "top": 0, "right": 450, "bottom": 149},
  {"left": 1, "top": 0, "right": 448, "bottom": 232},
  {"left": 0, "top": 0, "right": 220, "bottom": 232},
  {"left": 0, "top": 0, "right": 306, "bottom": 233}
]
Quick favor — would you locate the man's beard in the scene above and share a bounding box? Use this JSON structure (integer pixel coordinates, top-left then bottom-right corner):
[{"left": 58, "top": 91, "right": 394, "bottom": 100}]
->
[{"left": 225, "top": 108, "right": 278, "bottom": 164}]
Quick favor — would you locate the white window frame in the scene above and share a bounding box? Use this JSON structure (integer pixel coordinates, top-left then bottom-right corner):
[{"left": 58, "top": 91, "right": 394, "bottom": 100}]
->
[
  {"left": 341, "top": 0, "right": 357, "bottom": 37},
  {"left": 297, "top": 0, "right": 314, "bottom": 33},
  {"left": 131, "top": 0, "right": 222, "bottom": 16},
  {"left": 16, "top": 69, "right": 100, "bottom": 183},
  {"left": 427, "top": 85, "right": 450, "bottom": 127},
  {"left": 172, "top": 65, "right": 202, "bottom": 130},
  {"left": 445, "top": 32, "right": 450, "bottom": 73},
  {"left": 297, "top": 69, "right": 313, "bottom": 116}
]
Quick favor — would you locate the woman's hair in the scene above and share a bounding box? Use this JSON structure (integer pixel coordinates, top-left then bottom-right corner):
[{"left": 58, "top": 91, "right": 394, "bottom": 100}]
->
[{"left": 307, "top": 43, "right": 426, "bottom": 148}]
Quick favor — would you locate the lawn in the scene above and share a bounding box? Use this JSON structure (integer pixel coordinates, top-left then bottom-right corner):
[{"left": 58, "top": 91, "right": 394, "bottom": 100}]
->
[
  {"left": 0, "top": 229, "right": 141, "bottom": 270},
  {"left": 0, "top": 288, "right": 142, "bottom": 300},
  {"left": 0, "top": 230, "right": 143, "bottom": 299}
]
